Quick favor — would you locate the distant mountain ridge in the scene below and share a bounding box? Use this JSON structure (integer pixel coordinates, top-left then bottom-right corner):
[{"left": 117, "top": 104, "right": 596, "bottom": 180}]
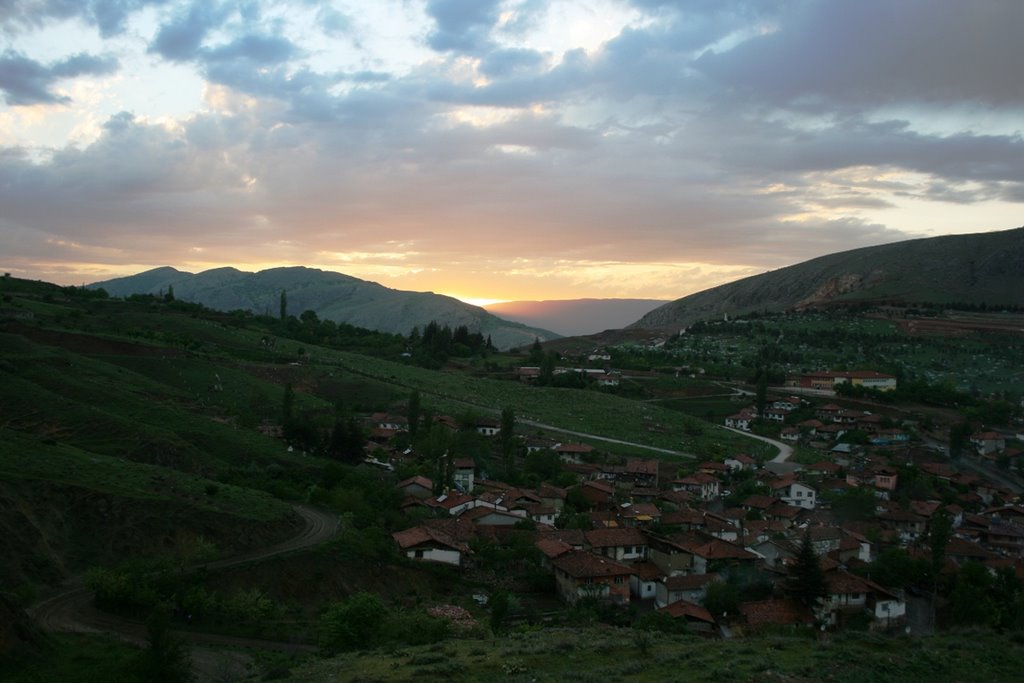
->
[
  {"left": 631, "top": 226, "right": 1024, "bottom": 331},
  {"left": 91, "top": 266, "right": 559, "bottom": 349},
  {"left": 484, "top": 298, "right": 668, "bottom": 337}
]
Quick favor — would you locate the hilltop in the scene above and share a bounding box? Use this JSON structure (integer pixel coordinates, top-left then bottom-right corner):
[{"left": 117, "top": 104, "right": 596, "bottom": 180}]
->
[
  {"left": 632, "top": 226, "right": 1024, "bottom": 331},
  {"left": 90, "top": 266, "right": 558, "bottom": 350}
]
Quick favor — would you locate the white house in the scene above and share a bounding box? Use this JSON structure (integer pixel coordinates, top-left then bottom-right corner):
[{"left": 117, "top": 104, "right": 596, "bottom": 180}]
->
[
  {"left": 772, "top": 479, "right": 817, "bottom": 510},
  {"left": 392, "top": 526, "right": 469, "bottom": 567}
]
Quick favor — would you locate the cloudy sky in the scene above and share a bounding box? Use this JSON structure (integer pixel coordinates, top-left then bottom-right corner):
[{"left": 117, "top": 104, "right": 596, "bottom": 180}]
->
[{"left": 1, "top": 1, "right": 1022, "bottom": 303}]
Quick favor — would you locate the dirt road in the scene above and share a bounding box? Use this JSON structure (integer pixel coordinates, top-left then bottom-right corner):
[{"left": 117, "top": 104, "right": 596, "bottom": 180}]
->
[{"left": 28, "top": 504, "right": 340, "bottom": 680}]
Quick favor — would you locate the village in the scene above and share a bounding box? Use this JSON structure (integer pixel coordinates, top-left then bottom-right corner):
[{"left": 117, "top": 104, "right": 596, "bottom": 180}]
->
[{"left": 372, "top": 368, "right": 1024, "bottom": 637}]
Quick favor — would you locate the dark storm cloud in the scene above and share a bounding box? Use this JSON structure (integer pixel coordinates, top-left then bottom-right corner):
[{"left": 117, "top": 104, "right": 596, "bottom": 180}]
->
[
  {"left": 695, "top": 0, "right": 1024, "bottom": 107},
  {"left": 0, "top": 50, "right": 119, "bottom": 105}
]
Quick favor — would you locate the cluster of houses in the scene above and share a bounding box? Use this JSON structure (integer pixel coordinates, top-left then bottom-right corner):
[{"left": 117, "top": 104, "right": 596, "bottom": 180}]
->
[
  {"left": 786, "top": 371, "right": 898, "bottom": 393},
  {"left": 387, "top": 435, "right": 1024, "bottom": 635},
  {"left": 516, "top": 366, "right": 622, "bottom": 387},
  {"left": 726, "top": 395, "right": 911, "bottom": 448}
]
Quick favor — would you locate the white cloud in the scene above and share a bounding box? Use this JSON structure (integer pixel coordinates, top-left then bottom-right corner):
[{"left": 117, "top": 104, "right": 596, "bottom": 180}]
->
[{"left": 1, "top": 0, "right": 1022, "bottom": 298}]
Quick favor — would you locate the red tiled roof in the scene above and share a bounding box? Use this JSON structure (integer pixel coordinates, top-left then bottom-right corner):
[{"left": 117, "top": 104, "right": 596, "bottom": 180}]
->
[
  {"left": 397, "top": 475, "right": 434, "bottom": 490},
  {"left": 536, "top": 538, "right": 573, "bottom": 559},
  {"left": 693, "top": 538, "right": 758, "bottom": 561},
  {"left": 551, "top": 551, "right": 634, "bottom": 579},
  {"left": 392, "top": 526, "right": 469, "bottom": 553},
  {"left": 739, "top": 599, "right": 814, "bottom": 626},
  {"left": 585, "top": 527, "right": 648, "bottom": 548},
  {"left": 658, "top": 599, "right": 716, "bottom": 624},
  {"left": 556, "top": 443, "right": 595, "bottom": 453}
]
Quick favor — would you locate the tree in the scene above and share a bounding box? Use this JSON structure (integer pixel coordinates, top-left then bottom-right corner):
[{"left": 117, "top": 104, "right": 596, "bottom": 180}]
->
[
  {"left": 787, "top": 531, "right": 827, "bottom": 609},
  {"left": 327, "top": 417, "right": 366, "bottom": 464},
  {"left": 703, "top": 580, "right": 739, "bottom": 617},
  {"left": 927, "top": 512, "right": 953, "bottom": 574},
  {"left": 528, "top": 337, "right": 544, "bottom": 364},
  {"left": 539, "top": 351, "right": 557, "bottom": 385},
  {"left": 489, "top": 587, "right": 510, "bottom": 633},
  {"left": 755, "top": 369, "right": 768, "bottom": 418},
  {"left": 320, "top": 592, "right": 387, "bottom": 653},
  {"left": 949, "top": 421, "right": 972, "bottom": 460},
  {"left": 407, "top": 390, "right": 421, "bottom": 441},
  {"left": 279, "top": 289, "right": 288, "bottom": 320},
  {"left": 164, "top": 284, "right": 175, "bottom": 302},
  {"left": 951, "top": 562, "right": 996, "bottom": 626},
  {"left": 500, "top": 406, "right": 516, "bottom": 476},
  {"left": 133, "top": 605, "right": 193, "bottom": 682},
  {"left": 830, "top": 486, "right": 877, "bottom": 522}
]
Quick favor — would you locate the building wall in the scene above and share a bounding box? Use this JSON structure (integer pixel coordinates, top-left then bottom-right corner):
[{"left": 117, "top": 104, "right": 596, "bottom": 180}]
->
[{"left": 407, "top": 547, "right": 461, "bottom": 566}]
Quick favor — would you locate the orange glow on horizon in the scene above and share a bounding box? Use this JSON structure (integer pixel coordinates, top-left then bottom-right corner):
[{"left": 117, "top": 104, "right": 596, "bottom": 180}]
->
[{"left": 444, "top": 294, "right": 510, "bottom": 307}]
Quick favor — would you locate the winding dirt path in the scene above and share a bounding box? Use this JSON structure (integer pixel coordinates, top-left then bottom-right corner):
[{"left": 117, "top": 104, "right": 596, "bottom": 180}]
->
[{"left": 28, "top": 504, "right": 340, "bottom": 679}]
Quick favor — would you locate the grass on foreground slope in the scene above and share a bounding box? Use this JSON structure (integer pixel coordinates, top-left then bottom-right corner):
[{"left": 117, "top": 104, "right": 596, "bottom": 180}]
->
[
  {"left": 0, "top": 332, "right": 322, "bottom": 478},
  {"left": 294, "top": 627, "right": 1024, "bottom": 683},
  {"left": 0, "top": 429, "right": 290, "bottom": 522}
]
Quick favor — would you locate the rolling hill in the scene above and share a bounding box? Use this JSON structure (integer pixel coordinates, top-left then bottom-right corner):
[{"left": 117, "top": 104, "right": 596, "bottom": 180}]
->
[
  {"left": 632, "top": 226, "right": 1024, "bottom": 331},
  {"left": 90, "top": 266, "right": 558, "bottom": 350}
]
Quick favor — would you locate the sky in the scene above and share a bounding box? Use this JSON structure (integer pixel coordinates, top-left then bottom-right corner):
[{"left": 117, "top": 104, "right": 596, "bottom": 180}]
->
[{"left": 1, "top": 1, "right": 1022, "bottom": 305}]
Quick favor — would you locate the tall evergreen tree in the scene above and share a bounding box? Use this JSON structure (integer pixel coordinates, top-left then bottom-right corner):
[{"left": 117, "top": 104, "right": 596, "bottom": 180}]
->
[
  {"left": 327, "top": 416, "right": 366, "bottom": 464},
  {"left": 408, "top": 390, "right": 421, "bottom": 441},
  {"left": 755, "top": 368, "right": 768, "bottom": 418},
  {"left": 279, "top": 289, "right": 288, "bottom": 320},
  {"left": 133, "top": 605, "right": 193, "bottom": 682},
  {"left": 787, "top": 531, "right": 827, "bottom": 609},
  {"left": 500, "top": 406, "right": 516, "bottom": 476},
  {"left": 539, "top": 351, "right": 556, "bottom": 385}
]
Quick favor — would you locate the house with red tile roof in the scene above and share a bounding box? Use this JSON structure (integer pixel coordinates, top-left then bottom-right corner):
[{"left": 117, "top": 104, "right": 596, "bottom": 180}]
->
[
  {"left": 820, "top": 569, "right": 905, "bottom": 629},
  {"left": 654, "top": 572, "right": 720, "bottom": 609},
  {"left": 555, "top": 442, "right": 595, "bottom": 463},
  {"left": 971, "top": 431, "right": 1006, "bottom": 455},
  {"left": 657, "top": 599, "right": 718, "bottom": 634},
  {"left": 672, "top": 473, "right": 720, "bottom": 500},
  {"left": 551, "top": 551, "right": 634, "bottom": 604},
  {"left": 397, "top": 475, "right": 434, "bottom": 499},
  {"left": 724, "top": 453, "right": 757, "bottom": 471},
  {"left": 585, "top": 527, "right": 649, "bottom": 563},
  {"left": 392, "top": 526, "right": 470, "bottom": 567}
]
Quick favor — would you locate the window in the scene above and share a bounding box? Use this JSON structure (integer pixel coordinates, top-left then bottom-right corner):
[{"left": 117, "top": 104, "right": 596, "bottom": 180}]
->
[
  {"left": 796, "top": 491, "right": 803, "bottom": 497},
  {"left": 415, "top": 549, "right": 424, "bottom": 558},
  {"left": 614, "top": 576, "right": 624, "bottom": 584}
]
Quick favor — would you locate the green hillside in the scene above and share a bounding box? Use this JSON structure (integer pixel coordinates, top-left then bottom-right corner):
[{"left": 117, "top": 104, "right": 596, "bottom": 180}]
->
[
  {"left": 91, "top": 265, "right": 560, "bottom": 349},
  {"left": 634, "top": 225, "right": 1024, "bottom": 330},
  {"left": 0, "top": 276, "right": 763, "bottom": 596}
]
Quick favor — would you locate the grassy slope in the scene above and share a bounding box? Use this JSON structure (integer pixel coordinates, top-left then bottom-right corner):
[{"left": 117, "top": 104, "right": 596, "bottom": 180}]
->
[
  {"left": 0, "top": 430, "right": 287, "bottom": 522},
  {"left": 295, "top": 627, "right": 1024, "bottom": 683},
  {"left": 4, "top": 628, "right": 1022, "bottom": 683},
  {"left": 319, "top": 350, "right": 762, "bottom": 458},
  {"left": 636, "top": 226, "right": 1024, "bottom": 330}
]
